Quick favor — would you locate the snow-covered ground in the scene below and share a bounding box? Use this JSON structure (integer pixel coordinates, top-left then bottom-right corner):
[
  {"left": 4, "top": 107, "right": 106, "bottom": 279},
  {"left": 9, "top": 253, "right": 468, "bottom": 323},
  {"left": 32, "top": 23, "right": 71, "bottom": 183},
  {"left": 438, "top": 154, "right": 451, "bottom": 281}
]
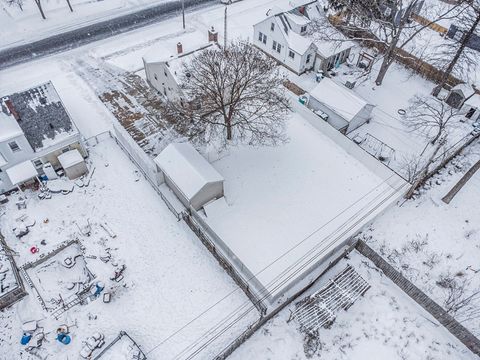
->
[
  {"left": 202, "top": 111, "right": 403, "bottom": 302},
  {"left": 0, "top": 138, "right": 258, "bottom": 359},
  {"left": 1, "top": 0, "right": 479, "bottom": 358},
  {"left": 229, "top": 250, "right": 477, "bottom": 360},
  {"left": 360, "top": 141, "right": 480, "bottom": 336}
]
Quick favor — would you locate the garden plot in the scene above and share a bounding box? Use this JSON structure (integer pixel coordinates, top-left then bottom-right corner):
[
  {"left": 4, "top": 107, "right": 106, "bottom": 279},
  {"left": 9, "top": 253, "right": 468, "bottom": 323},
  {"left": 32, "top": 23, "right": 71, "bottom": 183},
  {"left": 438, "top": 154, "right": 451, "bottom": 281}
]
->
[
  {"left": 23, "top": 241, "right": 95, "bottom": 313},
  {"left": 0, "top": 139, "right": 258, "bottom": 360},
  {"left": 230, "top": 251, "right": 477, "bottom": 360}
]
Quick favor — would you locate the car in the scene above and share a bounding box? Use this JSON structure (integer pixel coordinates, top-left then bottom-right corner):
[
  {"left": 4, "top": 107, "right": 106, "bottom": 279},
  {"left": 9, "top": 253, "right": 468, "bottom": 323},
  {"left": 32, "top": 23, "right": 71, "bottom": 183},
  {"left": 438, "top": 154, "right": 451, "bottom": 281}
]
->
[{"left": 314, "top": 109, "right": 329, "bottom": 122}]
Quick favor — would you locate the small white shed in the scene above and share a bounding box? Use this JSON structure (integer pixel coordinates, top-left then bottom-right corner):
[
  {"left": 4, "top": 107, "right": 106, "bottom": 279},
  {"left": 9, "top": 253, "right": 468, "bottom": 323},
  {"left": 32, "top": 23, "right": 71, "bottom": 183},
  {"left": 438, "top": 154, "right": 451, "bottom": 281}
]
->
[
  {"left": 154, "top": 143, "right": 224, "bottom": 210},
  {"left": 6, "top": 160, "right": 38, "bottom": 186},
  {"left": 58, "top": 149, "right": 88, "bottom": 180},
  {"left": 308, "top": 78, "right": 374, "bottom": 134}
]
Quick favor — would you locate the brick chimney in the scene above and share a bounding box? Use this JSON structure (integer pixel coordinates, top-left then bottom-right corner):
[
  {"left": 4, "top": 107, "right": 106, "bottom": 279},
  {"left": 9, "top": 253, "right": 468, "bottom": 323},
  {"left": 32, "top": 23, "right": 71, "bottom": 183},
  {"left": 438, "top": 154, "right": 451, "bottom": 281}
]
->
[
  {"left": 177, "top": 42, "right": 183, "bottom": 55},
  {"left": 4, "top": 98, "right": 21, "bottom": 121},
  {"left": 208, "top": 27, "right": 218, "bottom": 43}
]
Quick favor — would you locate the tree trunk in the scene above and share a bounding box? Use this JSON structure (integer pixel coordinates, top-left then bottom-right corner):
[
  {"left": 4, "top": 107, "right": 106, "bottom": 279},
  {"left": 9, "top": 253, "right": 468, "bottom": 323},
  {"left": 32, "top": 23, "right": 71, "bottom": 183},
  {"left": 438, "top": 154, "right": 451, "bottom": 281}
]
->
[
  {"left": 432, "top": 11, "right": 480, "bottom": 97},
  {"left": 66, "top": 0, "right": 73, "bottom": 12},
  {"left": 226, "top": 117, "right": 232, "bottom": 140},
  {"left": 405, "top": 138, "right": 445, "bottom": 199},
  {"left": 375, "top": 28, "right": 402, "bottom": 85},
  {"left": 34, "top": 0, "right": 46, "bottom": 19}
]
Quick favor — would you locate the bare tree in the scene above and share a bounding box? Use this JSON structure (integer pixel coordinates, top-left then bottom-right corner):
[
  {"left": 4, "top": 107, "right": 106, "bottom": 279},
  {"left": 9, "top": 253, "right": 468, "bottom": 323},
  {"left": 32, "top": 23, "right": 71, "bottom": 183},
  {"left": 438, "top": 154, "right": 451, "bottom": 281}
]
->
[
  {"left": 3, "top": 0, "right": 24, "bottom": 11},
  {"left": 66, "top": 0, "right": 74, "bottom": 12},
  {"left": 160, "top": 41, "right": 291, "bottom": 146},
  {"left": 403, "top": 95, "right": 462, "bottom": 145},
  {"left": 34, "top": 0, "right": 46, "bottom": 19},
  {"left": 432, "top": 1, "right": 480, "bottom": 96},
  {"left": 437, "top": 273, "right": 480, "bottom": 322},
  {"left": 312, "top": 0, "right": 465, "bottom": 85}
]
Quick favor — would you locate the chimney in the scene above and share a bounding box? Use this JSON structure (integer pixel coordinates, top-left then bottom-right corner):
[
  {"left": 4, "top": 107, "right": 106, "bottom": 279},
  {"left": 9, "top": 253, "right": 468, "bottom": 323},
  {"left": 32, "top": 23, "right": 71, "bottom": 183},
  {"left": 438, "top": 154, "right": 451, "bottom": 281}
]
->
[
  {"left": 177, "top": 42, "right": 183, "bottom": 55},
  {"left": 208, "top": 27, "right": 218, "bottom": 43},
  {"left": 4, "top": 98, "right": 21, "bottom": 121}
]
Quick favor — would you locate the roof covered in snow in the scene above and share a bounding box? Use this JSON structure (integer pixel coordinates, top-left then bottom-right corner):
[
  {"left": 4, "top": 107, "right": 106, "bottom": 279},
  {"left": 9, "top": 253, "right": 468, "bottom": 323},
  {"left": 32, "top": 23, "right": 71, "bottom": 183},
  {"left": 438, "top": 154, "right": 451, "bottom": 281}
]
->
[
  {"left": 58, "top": 149, "right": 84, "bottom": 169},
  {"left": 0, "top": 82, "right": 78, "bottom": 151},
  {"left": 154, "top": 143, "right": 224, "bottom": 200},
  {"left": 309, "top": 78, "right": 370, "bottom": 122},
  {"left": 6, "top": 160, "right": 38, "bottom": 185},
  {"left": 0, "top": 109, "right": 23, "bottom": 143},
  {"left": 465, "top": 94, "right": 480, "bottom": 109}
]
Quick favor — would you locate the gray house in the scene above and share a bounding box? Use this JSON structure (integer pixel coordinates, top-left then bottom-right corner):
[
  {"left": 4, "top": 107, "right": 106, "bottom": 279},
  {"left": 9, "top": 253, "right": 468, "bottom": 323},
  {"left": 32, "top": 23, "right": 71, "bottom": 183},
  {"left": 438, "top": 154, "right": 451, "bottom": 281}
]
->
[
  {"left": 307, "top": 78, "right": 374, "bottom": 134},
  {"left": 154, "top": 143, "right": 224, "bottom": 211}
]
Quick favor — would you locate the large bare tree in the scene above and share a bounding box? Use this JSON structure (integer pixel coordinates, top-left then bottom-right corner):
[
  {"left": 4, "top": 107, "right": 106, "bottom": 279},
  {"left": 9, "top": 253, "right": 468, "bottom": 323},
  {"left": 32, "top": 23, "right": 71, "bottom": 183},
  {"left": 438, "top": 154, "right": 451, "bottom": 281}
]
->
[
  {"left": 403, "top": 95, "right": 462, "bottom": 145},
  {"left": 312, "top": 0, "right": 465, "bottom": 85},
  {"left": 432, "top": 0, "right": 480, "bottom": 96},
  {"left": 161, "top": 41, "right": 291, "bottom": 146}
]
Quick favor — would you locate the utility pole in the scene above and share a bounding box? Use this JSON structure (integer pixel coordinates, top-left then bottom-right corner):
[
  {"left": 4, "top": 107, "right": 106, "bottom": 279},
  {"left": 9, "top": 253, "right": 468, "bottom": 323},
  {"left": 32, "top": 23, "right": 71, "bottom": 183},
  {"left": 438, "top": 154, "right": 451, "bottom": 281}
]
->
[
  {"left": 224, "top": 5, "right": 228, "bottom": 49},
  {"left": 182, "top": 0, "right": 185, "bottom": 30}
]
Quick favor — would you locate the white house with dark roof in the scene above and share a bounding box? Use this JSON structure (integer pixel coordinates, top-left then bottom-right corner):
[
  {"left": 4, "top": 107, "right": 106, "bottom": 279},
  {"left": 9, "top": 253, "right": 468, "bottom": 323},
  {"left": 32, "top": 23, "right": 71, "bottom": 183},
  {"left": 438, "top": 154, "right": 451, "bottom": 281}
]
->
[
  {"left": 253, "top": 0, "right": 353, "bottom": 75},
  {"left": 0, "top": 82, "right": 86, "bottom": 193},
  {"left": 143, "top": 28, "right": 220, "bottom": 102}
]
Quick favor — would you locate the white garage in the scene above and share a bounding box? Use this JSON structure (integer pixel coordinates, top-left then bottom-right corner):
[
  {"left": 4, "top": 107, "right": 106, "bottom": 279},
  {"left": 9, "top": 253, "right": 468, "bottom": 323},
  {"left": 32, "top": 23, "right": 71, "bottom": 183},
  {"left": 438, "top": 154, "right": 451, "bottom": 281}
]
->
[{"left": 154, "top": 143, "right": 224, "bottom": 211}]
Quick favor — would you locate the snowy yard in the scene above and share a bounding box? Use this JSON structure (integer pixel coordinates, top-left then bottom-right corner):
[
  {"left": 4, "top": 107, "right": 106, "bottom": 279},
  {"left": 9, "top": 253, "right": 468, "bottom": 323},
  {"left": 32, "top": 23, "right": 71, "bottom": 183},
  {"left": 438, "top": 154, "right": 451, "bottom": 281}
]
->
[
  {"left": 360, "top": 141, "right": 480, "bottom": 336},
  {"left": 202, "top": 111, "right": 404, "bottom": 303},
  {"left": 230, "top": 251, "right": 477, "bottom": 360},
  {"left": 0, "top": 138, "right": 258, "bottom": 359}
]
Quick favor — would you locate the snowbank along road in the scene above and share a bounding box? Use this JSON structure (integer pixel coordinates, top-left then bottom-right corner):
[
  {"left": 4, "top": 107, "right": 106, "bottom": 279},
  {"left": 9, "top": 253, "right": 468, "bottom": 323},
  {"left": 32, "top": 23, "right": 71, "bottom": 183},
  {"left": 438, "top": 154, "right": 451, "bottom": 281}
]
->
[{"left": 0, "top": 0, "right": 217, "bottom": 71}]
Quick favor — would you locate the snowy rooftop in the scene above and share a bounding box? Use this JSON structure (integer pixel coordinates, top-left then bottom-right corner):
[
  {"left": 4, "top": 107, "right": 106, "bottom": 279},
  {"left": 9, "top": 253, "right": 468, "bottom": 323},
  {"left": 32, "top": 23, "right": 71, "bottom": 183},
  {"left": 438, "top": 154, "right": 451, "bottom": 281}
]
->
[
  {"left": 0, "top": 82, "right": 78, "bottom": 151},
  {"left": 58, "top": 149, "right": 84, "bottom": 168},
  {"left": 0, "top": 109, "right": 23, "bottom": 143},
  {"left": 154, "top": 142, "right": 224, "bottom": 201},
  {"left": 309, "top": 78, "right": 370, "bottom": 122},
  {"left": 5, "top": 160, "right": 38, "bottom": 185},
  {"left": 204, "top": 112, "right": 403, "bottom": 301}
]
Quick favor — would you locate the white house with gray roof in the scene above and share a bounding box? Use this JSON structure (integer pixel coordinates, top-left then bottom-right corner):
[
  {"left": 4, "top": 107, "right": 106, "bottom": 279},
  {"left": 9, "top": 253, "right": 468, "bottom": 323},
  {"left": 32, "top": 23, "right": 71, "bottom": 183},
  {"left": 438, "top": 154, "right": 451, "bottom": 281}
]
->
[
  {"left": 253, "top": 0, "right": 353, "bottom": 75},
  {"left": 0, "top": 82, "right": 86, "bottom": 193}
]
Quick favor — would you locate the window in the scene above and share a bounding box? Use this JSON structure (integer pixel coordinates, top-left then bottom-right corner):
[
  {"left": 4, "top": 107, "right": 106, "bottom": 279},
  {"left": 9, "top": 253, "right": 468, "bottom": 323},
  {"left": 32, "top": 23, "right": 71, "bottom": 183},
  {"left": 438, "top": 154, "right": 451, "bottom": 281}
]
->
[
  {"left": 288, "top": 50, "right": 295, "bottom": 59},
  {"left": 33, "top": 159, "right": 43, "bottom": 168},
  {"left": 8, "top": 141, "right": 20, "bottom": 153},
  {"left": 300, "top": 25, "right": 307, "bottom": 33},
  {"left": 272, "top": 41, "right": 281, "bottom": 53},
  {"left": 258, "top": 31, "right": 267, "bottom": 44},
  {"left": 61, "top": 147, "right": 71, "bottom": 153},
  {"left": 164, "top": 70, "right": 168, "bottom": 77},
  {"left": 306, "top": 54, "right": 311, "bottom": 64},
  {"left": 270, "top": 23, "right": 275, "bottom": 31},
  {"left": 154, "top": 73, "right": 158, "bottom": 81}
]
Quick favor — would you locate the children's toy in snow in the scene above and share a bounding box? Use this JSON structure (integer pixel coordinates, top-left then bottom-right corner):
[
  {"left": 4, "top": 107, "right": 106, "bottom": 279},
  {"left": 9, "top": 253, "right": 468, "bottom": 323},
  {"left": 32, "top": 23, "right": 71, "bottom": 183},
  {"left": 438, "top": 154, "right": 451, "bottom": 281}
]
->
[
  {"left": 57, "top": 325, "right": 71, "bottom": 345},
  {"left": 30, "top": 246, "right": 39, "bottom": 254},
  {"left": 100, "top": 222, "right": 116, "bottom": 238},
  {"left": 92, "top": 281, "right": 105, "bottom": 298},
  {"left": 26, "top": 332, "right": 44, "bottom": 351},
  {"left": 16, "top": 199, "right": 26, "bottom": 210},
  {"left": 80, "top": 332, "right": 105, "bottom": 358},
  {"left": 57, "top": 332, "right": 71, "bottom": 345},
  {"left": 21, "top": 333, "right": 32, "bottom": 345}
]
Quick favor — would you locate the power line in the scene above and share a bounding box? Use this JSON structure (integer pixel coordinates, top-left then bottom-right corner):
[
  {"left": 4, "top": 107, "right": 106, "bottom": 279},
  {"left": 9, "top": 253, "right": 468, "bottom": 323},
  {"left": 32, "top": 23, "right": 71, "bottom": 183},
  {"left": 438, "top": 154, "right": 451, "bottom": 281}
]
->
[
  {"left": 147, "top": 173, "right": 407, "bottom": 359},
  {"left": 180, "top": 179, "right": 408, "bottom": 360}
]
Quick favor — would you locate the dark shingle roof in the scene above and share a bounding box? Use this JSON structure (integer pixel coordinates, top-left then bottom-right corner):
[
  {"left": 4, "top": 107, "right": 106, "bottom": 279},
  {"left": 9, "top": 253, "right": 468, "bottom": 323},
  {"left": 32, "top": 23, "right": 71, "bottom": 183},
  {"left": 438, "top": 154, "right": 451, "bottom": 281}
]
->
[{"left": 5, "top": 82, "right": 76, "bottom": 151}]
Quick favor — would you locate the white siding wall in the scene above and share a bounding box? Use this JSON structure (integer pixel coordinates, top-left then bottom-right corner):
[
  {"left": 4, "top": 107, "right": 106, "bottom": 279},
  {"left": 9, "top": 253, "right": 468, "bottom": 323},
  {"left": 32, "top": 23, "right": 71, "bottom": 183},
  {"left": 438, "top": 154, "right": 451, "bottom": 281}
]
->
[
  {"left": 144, "top": 59, "right": 182, "bottom": 102},
  {"left": 0, "top": 133, "right": 83, "bottom": 194},
  {"left": 254, "top": 19, "right": 308, "bottom": 74},
  {"left": 346, "top": 104, "right": 374, "bottom": 134}
]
